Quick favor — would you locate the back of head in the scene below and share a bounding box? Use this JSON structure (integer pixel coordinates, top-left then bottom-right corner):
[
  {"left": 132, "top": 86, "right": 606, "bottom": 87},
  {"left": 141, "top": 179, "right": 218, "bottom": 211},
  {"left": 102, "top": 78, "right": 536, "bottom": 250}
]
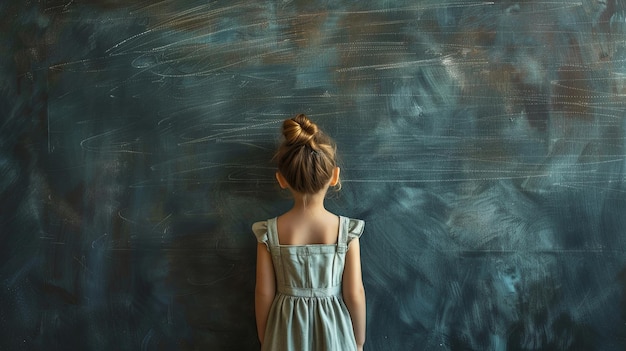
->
[{"left": 275, "top": 114, "right": 338, "bottom": 194}]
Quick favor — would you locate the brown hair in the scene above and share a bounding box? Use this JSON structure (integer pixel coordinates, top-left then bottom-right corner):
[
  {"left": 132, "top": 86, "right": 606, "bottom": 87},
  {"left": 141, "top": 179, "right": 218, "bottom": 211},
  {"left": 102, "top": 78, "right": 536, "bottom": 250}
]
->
[{"left": 275, "top": 114, "right": 339, "bottom": 194}]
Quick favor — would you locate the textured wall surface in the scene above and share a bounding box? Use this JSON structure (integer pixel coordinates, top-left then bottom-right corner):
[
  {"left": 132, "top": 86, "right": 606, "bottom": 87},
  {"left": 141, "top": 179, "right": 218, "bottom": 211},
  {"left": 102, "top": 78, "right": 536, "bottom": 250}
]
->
[{"left": 2, "top": 1, "right": 626, "bottom": 350}]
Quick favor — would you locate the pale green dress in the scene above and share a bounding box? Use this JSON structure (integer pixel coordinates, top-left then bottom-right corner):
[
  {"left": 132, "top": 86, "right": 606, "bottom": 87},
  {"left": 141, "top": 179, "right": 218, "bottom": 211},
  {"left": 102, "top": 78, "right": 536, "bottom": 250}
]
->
[{"left": 252, "top": 216, "right": 365, "bottom": 351}]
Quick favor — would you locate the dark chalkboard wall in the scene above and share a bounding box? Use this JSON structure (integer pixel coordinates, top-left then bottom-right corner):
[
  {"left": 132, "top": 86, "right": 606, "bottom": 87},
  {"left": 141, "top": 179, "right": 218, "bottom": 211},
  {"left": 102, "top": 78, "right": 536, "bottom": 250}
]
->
[{"left": 2, "top": 1, "right": 626, "bottom": 350}]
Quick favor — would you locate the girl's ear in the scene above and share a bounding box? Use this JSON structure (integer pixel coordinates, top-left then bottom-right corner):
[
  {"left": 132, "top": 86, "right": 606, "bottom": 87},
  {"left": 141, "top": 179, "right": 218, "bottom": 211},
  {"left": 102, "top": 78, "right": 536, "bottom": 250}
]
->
[
  {"left": 275, "top": 171, "right": 290, "bottom": 189},
  {"left": 329, "top": 167, "right": 340, "bottom": 186}
]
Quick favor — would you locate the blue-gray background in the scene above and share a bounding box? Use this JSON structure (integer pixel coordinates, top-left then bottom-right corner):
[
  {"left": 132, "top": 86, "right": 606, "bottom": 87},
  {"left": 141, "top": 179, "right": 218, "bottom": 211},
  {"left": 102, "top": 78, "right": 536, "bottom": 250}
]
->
[{"left": 2, "top": 1, "right": 626, "bottom": 350}]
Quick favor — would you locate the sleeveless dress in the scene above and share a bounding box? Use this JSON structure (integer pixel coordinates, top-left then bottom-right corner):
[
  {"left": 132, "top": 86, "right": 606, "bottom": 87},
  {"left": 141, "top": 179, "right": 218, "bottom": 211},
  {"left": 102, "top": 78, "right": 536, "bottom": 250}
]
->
[{"left": 252, "top": 216, "right": 365, "bottom": 351}]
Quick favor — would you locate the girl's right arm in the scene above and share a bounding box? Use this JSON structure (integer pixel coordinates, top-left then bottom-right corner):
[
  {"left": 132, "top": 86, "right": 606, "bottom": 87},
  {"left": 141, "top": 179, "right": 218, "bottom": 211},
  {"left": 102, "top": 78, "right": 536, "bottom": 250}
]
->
[
  {"left": 255, "top": 243, "right": 276, "bottom": 345},
  {"left": 343, "top": 238, "right": 366, "bottom": 350}
]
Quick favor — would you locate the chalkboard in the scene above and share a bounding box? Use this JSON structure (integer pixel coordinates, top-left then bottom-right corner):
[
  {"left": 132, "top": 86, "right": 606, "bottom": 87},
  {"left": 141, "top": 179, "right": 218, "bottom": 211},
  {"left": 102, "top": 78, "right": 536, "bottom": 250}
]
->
[{"left": 2, "top": 1, "right": 626, "bottom": 350}]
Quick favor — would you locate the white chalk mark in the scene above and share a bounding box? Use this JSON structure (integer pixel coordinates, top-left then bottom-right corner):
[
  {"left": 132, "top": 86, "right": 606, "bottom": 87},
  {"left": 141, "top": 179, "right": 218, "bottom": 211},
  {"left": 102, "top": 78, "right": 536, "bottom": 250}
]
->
[{"left": 178, "top": 119, "right": 282, "bottom": 145}]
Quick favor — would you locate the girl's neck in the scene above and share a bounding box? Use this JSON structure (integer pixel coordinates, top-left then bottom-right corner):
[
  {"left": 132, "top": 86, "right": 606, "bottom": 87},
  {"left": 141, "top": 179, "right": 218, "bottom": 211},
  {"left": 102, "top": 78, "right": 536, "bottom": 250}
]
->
[{"left": 290, "top": 191, "right": 328, "bottom": 214}]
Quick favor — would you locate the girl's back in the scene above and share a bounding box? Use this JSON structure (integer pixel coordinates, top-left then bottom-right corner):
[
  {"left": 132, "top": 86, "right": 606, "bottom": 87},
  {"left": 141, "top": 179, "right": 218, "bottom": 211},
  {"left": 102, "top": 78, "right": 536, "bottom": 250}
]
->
[{"left": 275, "top": 211, "right": 340, "bottom": 246}]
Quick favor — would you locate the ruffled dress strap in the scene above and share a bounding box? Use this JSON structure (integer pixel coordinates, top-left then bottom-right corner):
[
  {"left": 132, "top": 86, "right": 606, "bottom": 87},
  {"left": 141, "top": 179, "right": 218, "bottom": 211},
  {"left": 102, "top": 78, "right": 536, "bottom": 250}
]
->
[
  {"left": 252, "top": 217, "right": 281, "bottom": 252},
  {"left": 346, "top": 217, "right": 365, "bottom": 248},
  {"left": 337, "top": 216, "right": 365, "bottom": 252},
  {"left": 252, "top": 220, "right": 270, "bottom": 251}
]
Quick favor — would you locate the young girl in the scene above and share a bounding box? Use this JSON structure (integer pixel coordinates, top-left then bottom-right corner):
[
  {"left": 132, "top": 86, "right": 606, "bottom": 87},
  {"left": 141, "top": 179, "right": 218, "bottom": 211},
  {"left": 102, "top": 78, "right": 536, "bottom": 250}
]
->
[{"left": 252, "top": 114, "right": 366, "bottom": 351}]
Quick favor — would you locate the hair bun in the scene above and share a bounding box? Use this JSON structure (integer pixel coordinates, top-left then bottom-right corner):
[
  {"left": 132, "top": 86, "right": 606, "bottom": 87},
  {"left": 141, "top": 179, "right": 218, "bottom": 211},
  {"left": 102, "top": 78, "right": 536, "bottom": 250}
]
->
[
  {"left": 282, "top": 114, "right": 318, "bottom": 146},
  {"left": 275, "top": 113, "right": 339, "bottom": 194}
]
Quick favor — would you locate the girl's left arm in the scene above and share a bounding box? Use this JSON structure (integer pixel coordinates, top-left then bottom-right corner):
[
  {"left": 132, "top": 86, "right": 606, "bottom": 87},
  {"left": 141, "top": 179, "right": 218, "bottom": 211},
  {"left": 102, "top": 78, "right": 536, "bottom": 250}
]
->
[
  {"left": 343, "top": 238, "right": 366, "bottom": 349},
  {"left": 255, "top": 243, "right": 276, "bottom": 345}
]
